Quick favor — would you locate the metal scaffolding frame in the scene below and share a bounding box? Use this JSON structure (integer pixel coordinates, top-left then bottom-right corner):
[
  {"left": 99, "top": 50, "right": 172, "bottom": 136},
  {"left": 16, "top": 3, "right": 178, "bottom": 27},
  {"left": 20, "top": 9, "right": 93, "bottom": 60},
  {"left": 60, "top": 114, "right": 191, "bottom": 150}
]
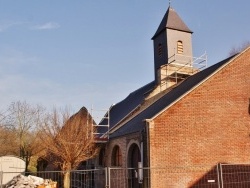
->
[
  {"left": 159, "top": 52, "right": 207, "bottom": 89},
  {"left": 91, "top": 107, "right": 110, "bottom": 143}
]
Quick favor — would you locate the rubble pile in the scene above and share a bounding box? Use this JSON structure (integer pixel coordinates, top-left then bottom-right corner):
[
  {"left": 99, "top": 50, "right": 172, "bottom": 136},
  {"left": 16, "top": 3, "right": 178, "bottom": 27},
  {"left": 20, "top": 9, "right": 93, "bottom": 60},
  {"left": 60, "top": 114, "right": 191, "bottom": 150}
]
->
[{"left": 5, "top": 175, "right": 57, "bottom": 188}]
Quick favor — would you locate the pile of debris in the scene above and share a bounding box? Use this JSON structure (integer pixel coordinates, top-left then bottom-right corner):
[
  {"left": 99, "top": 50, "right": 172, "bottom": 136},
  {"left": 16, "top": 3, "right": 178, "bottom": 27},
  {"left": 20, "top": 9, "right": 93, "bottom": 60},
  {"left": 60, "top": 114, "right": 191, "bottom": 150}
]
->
[{"left": 5, "top": 174, "right": 57, "bottom": 188}]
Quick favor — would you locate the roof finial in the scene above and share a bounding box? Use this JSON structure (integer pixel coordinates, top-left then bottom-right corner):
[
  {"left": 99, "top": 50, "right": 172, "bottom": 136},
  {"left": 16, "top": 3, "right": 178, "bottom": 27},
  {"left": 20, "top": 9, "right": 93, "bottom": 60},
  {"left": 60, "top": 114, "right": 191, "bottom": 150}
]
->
[{"left": 169, "top": 0, "right": 171, "bottom": 7}]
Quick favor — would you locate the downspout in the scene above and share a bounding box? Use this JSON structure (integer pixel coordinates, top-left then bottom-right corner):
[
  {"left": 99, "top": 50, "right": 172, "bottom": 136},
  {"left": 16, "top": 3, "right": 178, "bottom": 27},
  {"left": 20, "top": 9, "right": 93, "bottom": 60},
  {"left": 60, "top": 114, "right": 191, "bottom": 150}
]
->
[
  {"left": 139, "top": 131, "right": 144, "bottom": 184},
  {"left": 145, "top": 119, "right": 153, "bottom": 187},
  {"left": 140, "top": 141, "right": 143, "bottom": 167},
  {"left": 145, "top": 119, "right": 153, "bottom": 167}
]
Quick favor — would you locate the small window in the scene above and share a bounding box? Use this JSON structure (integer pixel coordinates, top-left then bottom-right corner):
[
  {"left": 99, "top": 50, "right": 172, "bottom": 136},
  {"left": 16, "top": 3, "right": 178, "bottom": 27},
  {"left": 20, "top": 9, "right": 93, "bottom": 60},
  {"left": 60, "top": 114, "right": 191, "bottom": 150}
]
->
[
  {"left": 158, "top": 43, "right": 162, "bottom": 57},
  {"left": 112, "top": 145, "right": 122, "bottom": 166},
  {"left": 177, "top": 41, "right": 183, "bottom": 54}
]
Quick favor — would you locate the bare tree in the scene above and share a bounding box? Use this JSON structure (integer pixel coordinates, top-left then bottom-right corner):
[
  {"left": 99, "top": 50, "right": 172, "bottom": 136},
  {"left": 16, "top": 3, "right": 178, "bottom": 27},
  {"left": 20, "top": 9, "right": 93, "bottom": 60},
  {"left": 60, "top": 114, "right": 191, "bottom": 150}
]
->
[
  {"left": 39, "top": 107, "right": 99, "bottom": 188},
  {"left": 0, "top": 126, "right": 19, "bottom": 156},
  {"left": 229, "top": 41, "right": 250, "bottom": 56},
  {"left": 0, "top": 110, "right": 16, "bottom": 155},
  {"left": 4, "top": 101, "right": 46, "bottom": 171}
]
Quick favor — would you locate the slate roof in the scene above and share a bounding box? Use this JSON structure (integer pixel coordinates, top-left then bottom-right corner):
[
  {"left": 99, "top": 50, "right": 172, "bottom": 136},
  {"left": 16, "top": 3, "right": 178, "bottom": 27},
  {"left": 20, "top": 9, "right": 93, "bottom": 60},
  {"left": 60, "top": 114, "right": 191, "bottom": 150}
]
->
[
  {"left": 98, "top": 81, "right": 155, "bottom": 133},
  {"left": 108, "top": 55, "right": 236, "bottom": 139},
  {"left": 152, "top": 7, "right": 192, "bottom": 39}
]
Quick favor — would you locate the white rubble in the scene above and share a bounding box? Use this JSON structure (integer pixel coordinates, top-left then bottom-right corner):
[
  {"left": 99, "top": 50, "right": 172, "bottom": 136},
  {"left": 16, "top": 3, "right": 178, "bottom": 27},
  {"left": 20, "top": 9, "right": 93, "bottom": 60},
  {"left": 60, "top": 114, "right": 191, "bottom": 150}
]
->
[{"left": 4, "top": 174, "right": 54, "bottom": 188}]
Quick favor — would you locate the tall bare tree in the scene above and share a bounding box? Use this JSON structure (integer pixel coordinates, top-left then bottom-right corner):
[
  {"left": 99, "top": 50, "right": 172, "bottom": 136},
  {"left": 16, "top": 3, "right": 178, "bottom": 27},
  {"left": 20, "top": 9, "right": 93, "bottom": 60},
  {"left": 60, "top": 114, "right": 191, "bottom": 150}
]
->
[
  {"left": 4, "top": 101, "right": 45, "bottom": 171},
  {"left": 39, "top": 107, "right": 99, "bottom": 188}
]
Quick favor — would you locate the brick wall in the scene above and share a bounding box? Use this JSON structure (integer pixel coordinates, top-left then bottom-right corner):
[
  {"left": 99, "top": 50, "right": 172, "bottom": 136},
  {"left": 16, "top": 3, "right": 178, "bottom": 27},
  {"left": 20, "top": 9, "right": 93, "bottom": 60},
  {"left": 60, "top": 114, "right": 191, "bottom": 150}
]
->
[
  {"left": 103, "top": 133, "right": 141, "bottom": 187},
  {"left": 149, "top": 49, "right": 250, "bottom": 187}
]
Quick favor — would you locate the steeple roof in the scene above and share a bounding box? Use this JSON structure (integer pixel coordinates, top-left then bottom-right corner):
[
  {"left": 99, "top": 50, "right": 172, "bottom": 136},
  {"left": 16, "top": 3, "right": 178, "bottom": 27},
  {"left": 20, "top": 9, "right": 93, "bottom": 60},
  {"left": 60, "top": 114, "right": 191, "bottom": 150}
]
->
[{"left": 152, "top": 6, "right": 192, "bottom": 39}]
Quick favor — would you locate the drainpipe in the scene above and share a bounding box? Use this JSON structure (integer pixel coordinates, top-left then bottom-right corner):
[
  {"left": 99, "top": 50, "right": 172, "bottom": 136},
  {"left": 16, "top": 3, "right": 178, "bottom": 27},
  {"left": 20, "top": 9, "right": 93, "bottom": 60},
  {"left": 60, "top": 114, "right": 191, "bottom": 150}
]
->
[
  {"left": 145, "top": 119, "right": 153, "bottom": 187},
  {"left": 138, "top": 138, "right": 143, "bottom": 184},
  {"left": 145, "top": 119, "right": 153, "bottom": 167}
]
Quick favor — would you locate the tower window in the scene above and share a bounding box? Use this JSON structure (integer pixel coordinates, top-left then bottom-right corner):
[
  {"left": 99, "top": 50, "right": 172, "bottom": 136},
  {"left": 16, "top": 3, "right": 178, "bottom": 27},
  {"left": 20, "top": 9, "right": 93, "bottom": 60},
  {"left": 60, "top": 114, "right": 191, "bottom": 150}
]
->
[
  {"left": 177, "top": 41, "right": 183, "bottom": 54},
  {"left": 158, "top": 43, "right": 162, "bottom": 57}
]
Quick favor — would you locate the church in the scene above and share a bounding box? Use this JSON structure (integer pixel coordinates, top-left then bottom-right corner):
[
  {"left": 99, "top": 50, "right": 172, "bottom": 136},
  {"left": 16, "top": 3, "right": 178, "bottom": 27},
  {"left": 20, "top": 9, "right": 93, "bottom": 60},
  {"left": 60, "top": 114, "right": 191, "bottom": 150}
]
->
[{"left": 93, "top": 4, "right": 250, "bottom": 188}]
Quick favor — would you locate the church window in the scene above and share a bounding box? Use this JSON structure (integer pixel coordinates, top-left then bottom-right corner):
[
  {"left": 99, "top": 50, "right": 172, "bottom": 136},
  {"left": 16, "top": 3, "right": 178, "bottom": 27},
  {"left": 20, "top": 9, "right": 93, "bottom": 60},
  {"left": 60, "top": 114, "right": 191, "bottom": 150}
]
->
[
  {"left": 177, "top": 40, "right": 183, "bottom": 54},
  {"left": 99, "top": 148, "right": 105, "bottom": 166},
  {"left": 112, "top": 145, "right": 122, "bottom": 166},
  {"left": 158, "top": 43, "right": 162, "bottom": 57}
]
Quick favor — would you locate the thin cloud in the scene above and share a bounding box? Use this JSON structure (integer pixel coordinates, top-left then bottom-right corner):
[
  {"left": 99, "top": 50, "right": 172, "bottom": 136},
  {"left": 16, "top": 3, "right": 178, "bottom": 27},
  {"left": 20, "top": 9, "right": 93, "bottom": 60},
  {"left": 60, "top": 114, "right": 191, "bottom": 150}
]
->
[
  {"left": 32, "top": 22, "right": 60, "bottom": 30},
  {"left": 0, "top": 21, "right": 26, "bottom": 32}
]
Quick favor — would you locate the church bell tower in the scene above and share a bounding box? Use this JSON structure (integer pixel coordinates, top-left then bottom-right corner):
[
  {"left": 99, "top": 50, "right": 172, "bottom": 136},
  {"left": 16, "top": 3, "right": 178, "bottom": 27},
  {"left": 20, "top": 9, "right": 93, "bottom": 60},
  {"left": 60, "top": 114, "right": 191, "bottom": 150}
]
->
[{"left": 152, "top": 6, "right": 194, "bottom": 89}]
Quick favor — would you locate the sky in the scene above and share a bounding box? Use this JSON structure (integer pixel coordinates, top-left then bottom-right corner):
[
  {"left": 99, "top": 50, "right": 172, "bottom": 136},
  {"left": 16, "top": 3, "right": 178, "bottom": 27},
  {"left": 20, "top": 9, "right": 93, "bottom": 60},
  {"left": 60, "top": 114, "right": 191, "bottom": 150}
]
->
[{"left": 0, "top": 0, "right": 249, "bottom": 117}]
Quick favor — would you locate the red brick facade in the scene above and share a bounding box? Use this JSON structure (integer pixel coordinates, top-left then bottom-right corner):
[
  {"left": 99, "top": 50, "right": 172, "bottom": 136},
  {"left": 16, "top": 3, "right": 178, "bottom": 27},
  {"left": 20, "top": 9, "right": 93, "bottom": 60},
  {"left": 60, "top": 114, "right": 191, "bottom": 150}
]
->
[
  {"left": 148, "top": 48, "right": 250, "bottom": 187},
  {"left": 95, "top": 49, "right": 250, "bottom": 188}
]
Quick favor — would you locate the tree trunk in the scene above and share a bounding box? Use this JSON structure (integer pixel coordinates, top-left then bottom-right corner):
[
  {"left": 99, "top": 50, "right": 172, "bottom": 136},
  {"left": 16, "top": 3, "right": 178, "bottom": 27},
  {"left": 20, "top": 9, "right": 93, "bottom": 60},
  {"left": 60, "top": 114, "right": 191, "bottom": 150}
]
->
[
  {"left": 25, "top": 151, "right": 30, "bottom": 172},
  {"left": 64, "top": 171, "right": 71, "bottom": 188}
]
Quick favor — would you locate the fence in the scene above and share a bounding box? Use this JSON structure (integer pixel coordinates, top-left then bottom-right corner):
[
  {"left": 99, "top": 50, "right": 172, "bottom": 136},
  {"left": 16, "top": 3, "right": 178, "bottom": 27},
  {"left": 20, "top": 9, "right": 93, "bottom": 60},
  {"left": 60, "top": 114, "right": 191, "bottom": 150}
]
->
[
  {"left": 1, "top": 164, "right": 250, "bottom": 188},
  {"left": 219, "top": 164, "right": 250, "bottom": 188}
]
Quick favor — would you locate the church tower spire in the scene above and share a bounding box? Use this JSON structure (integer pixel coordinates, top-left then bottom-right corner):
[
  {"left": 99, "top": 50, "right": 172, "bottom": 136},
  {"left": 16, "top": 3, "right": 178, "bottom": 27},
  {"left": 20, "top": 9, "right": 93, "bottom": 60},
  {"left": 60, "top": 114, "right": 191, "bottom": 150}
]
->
[{"left": 152, "top": 6, "right": 193, "bottom": 85}]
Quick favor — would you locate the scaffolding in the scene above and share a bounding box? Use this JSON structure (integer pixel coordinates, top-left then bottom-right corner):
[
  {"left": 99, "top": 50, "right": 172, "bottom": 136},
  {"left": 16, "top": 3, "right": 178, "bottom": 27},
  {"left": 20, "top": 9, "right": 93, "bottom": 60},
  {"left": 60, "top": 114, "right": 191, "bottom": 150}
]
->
[
  {"left": 91, "top": 107, "right": 110, "bottom": 143},
  {"left": 159, "top": 52, "right": 207, "bottom": 90}
]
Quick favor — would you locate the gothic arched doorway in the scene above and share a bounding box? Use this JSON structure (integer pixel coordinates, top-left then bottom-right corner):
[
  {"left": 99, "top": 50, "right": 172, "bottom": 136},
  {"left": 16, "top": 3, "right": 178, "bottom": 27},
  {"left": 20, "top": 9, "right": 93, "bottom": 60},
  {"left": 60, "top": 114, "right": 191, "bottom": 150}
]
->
[{"left": 127, "top": 143, "right": 141, "bottom": 188}]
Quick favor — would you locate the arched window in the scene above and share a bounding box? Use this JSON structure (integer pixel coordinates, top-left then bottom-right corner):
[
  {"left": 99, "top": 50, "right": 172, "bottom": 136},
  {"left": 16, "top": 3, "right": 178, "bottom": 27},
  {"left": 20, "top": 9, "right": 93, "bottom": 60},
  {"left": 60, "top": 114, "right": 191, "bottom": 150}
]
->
[
  {"left": 177, "top": 40, "right": 183, "bottom": 54},
  {"left": 127, "top": 143, "right": 141, "bottom": 168},
  {"left": 98, "top": 148, "right": 105, "bottom": 166},
  {"left": 158, "top": 43, "right": 162, "bottom": 57},
  {"left": 112, "top": 145, "right": 122, "bottom": 166}
]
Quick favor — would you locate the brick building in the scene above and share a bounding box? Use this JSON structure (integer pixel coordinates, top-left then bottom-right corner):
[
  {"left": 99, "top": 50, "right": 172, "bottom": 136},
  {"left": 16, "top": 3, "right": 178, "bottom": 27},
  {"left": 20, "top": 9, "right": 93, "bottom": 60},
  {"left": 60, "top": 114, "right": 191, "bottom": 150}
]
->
[{"left": 95, "top": 6, "right": 250, "bottom": 188}]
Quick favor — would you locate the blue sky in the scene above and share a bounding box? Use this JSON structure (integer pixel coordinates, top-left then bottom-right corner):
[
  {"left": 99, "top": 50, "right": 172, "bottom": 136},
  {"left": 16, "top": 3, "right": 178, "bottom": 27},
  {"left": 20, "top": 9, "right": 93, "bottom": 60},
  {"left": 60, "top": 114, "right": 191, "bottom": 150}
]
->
[{"left": 0, "top": 0, "right": 249, "bottom": 115}]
